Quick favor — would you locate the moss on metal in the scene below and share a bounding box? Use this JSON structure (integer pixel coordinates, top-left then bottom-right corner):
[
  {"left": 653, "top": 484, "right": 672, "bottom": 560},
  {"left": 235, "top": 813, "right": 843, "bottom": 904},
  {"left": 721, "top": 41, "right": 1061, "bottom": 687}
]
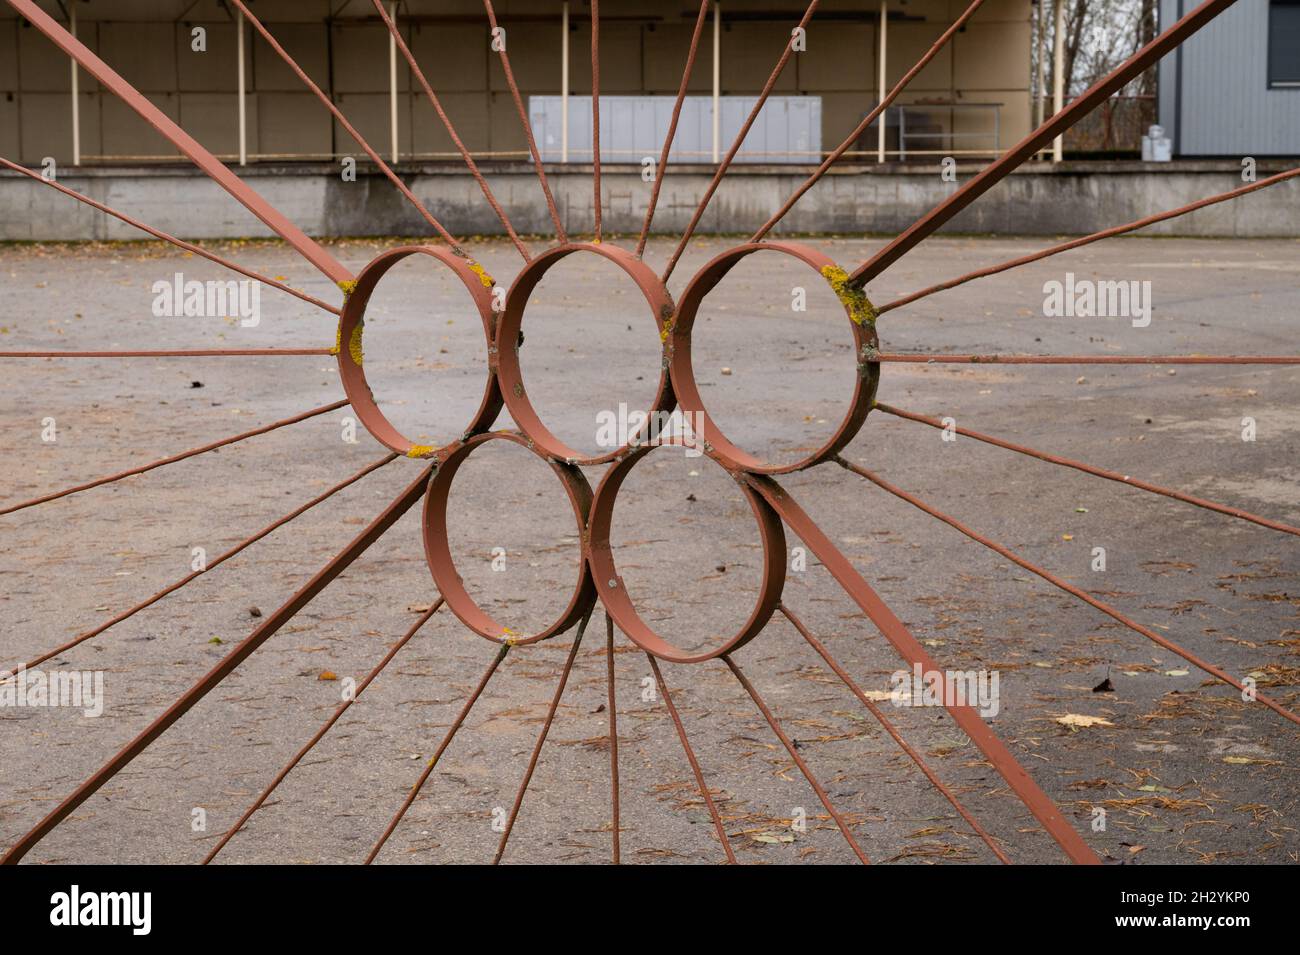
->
[
  {"left": 348, "top": 320, "right": 364, "bottom": 366},
  {"left": 820, "top": 265, "right": 877, "bottom": 326}
]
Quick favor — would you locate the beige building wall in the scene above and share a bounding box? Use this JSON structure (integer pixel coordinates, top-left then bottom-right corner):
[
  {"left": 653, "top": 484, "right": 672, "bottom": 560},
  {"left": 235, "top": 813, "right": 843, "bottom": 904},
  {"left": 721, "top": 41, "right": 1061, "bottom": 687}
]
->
[{"left": 1, "top": 0, "right": 1032, "bottom": 165}]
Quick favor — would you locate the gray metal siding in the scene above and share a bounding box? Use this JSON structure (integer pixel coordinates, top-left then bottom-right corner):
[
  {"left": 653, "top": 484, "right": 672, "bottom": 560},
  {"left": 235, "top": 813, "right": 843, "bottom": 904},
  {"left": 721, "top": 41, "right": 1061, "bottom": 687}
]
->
[
  {"left": 1160, "top": 0, "right": 1300, "bottom": 156},
  {"left": 530, "top": 95, "right": 821, "bottom": 163}
]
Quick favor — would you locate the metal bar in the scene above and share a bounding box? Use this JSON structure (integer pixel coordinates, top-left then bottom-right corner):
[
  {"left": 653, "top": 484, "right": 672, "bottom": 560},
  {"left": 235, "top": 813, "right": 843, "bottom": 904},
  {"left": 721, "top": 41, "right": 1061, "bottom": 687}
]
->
[
  {"left": 751, "top": 0, "right": 987, "bottom": 241},
  {"left": 482, "top": 0, "right": 568, "bottom": 242},
  {"left": 12, "top": 453, "right": 398, "bottom": 675},
  {"left": 836, "top": 457, "right": 1300, "bottom": 729},
  {"left": 847, "top": 0, "right": 1239, "bottom": 288},
  {"left": 740, "top": 473, "right": 1100, "bottom": 863},
  {"left": 3, "top": 0, "right": 352, "bottom": 286},
  {"left": 366, "top": 643, "right": 511, "bottom": 863},
  {"left": 370, "top": 0, "right": 530, "bottom": 261},
  {"left": 1, "top": 465, "right": 433, "bottom": 865},
  {"left": 0, "top": 400, "right": 348, "bottom": 517},
  {"left": 662, "top": 0, "right": 821, "bottom": 283},
  {"left": 636, "top": 0, "right": 710, "bottom": 257},
  {"left": 873, "top": 354, "right": 1300, "bottom": 365},
  {"left": 779, "top": 603, "right": 1011, "bottom": 864},
  {"left": 722, "top": 653, "right": 871, "bottom": 864},
  {"left": 876, "top": 166, "right": 1300, "bottom": 315},
  {"left": 605, "top": 613, "right": 621, "bottom": 864},
  {"left": 204, "top": 600, "right": 445, "bottom": 863},
  {"left": 0, "top": 156, "right": 340, "bottom": 315},
  {"left": 646, "top": 654, "right": 737, "bottom": 863},
  {"left": 874, "top": 402, "right": 1300, "bottom": 538},
  {"left": 492, "top": 609, "right": 592, "bottom": 864},
  {"left": 228, "top": 0, "right": 469, "bottom": 258}
]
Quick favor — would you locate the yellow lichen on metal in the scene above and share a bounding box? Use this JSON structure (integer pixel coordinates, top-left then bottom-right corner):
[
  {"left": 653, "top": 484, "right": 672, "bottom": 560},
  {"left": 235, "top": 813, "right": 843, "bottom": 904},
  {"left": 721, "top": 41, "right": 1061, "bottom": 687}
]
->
[
  {"left": 337, "top": 279, "right": 359, "bottom": 298},
  {"left": 820, "top": 265, "right": 877, "bottom": 326},
  {"left": 406, "top": 444, "right": 438, "bottom": 458},
  {"left": 348, "top": 321, "right": 364, "bottom": 366},
  {"left": 468, "top": 262, "right": 495, "bottom": 289},
  {"left": 330, "top": 320, "right": 342, "bottom": 356},
  {"left": 501, "top": 626, "right": 520, "bottom": 645},
  {"left": 659, "top": 318, "right": 674, "bottom": 343}
]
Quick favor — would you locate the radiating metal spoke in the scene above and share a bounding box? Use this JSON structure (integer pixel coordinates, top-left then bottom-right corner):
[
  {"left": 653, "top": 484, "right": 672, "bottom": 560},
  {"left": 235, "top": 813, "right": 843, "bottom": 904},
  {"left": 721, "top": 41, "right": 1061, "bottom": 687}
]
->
[{"left": 0, "top": 400, "right": 349, "bottom": 517}]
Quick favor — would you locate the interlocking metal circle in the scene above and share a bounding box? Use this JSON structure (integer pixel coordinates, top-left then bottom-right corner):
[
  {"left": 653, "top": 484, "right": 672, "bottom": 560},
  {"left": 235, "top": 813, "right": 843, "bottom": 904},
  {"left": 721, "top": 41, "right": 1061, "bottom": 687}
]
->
[{"left": 339, "top": 239, "right": 878, "bottom": 662}]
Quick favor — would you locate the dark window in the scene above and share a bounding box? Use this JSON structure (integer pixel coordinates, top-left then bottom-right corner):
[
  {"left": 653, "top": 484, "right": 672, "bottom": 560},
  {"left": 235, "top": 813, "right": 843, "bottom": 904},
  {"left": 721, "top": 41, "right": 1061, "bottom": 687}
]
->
[{"left": 1270, "top": 0, "right": 1300, "bottom": 86}]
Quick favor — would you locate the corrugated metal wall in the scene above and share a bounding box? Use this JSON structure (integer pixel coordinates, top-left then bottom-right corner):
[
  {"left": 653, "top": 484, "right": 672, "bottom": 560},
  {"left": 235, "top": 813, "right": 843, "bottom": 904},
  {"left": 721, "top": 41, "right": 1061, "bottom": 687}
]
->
[
  {"left": 1159, "top": 0, "right": 1300, "bottom": 156},
  {"left": 529, "top": 94, "right": 822, "bottom": 163}
]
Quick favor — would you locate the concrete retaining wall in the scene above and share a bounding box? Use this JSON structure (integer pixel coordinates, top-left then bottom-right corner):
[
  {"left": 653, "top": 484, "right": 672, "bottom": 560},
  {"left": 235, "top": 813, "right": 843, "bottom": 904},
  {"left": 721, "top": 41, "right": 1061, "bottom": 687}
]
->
[{"left": 2, "top": 160, "right": 1297, "bottom": 242}]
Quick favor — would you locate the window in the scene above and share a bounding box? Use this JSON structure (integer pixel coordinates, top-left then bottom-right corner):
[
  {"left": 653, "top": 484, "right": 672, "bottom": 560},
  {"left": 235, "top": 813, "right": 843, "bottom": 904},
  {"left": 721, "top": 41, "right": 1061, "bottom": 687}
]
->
[{"left": 1270, "top": 0, "right": 1300, "bottom": 87}]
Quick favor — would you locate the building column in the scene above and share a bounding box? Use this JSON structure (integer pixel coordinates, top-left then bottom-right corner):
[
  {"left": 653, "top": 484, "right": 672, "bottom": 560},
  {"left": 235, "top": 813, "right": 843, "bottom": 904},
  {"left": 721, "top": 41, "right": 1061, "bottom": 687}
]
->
[
  {"left": 712, "top": 1, "right": 721, "bottom": 163},
  {"left": 389, "top": 2, "right": 399, "bottom": 164},
  {"left": 237, "top": 9, "right": 247, "bottom": 166},
  {"left": 1052, "top": 0, "right": 1064, "bottom": 162},
  {"left": 877, "top": 2, "right": 887, "bottom": 163},
  {"left": 561, "top": 0, "right": 570, "bottom": 162}
]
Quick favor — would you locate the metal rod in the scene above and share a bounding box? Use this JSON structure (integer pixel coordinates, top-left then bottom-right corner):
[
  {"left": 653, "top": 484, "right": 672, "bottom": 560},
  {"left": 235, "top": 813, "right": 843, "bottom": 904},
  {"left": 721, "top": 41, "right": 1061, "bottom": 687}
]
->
[
  {"left": 366, "top": 641, "right": 512, "bottom": 867},
  {"left": 12, "top": 453, "right": 398, "bottom": 675},
  {"left": 3, "top": 0, "right": 353, "bottom": 285},
  {"left": 752, "top": 0, "right": 987, "bottom": 241},
  {"left": 637, "top": 0, "right": 710, "bottom": 257},
  {"left": 779, "top": 603, "right": 1011, "bottom": 864},
  {"left": 876, "top": 166, "right": 1300, "bottom": 315},
  {"left": 0, "top": 400, "right": 348, "bottom": 517},
  {"left": 835, "top": 457, "right": 1300, "bottom": 729},
  {"left": 229, "top": 0, "right": 469, "bottom": 258},
  {"left": 663, "top": 0, "right": 821, "bottom": 283},
  {"left": 874, "top": 402, "right": 1300, "bottom": 538},
  {"left": 722, "top": 653, "right": 871, "bottom": 864},
  {"left": 646, "top": 654, "right": 737, "bottom": 863},
  {"left": 204, "top": 600, "right": 445, "bottom": 863},
  {"left": 482, "top": 0, "right": 568, "bottom": 242},
  {"left": 847, "top": 0, "right": 1238, "bottom": 288},
  {"left": 739, "top": 473, "right": 1100, "bottom": 863},
  {"left": 0, "top": 156, "right": 340, "bottom": 315},
  {"left": 370, "top": 0, "right": 530, "bottom": 261},
  {"left": 1, "top": 465, "right": 433, "bottom": 865},
  {"left": 366, "top": 642, "right": 511, "bottom": 863},
  {"left": 492, "top": 609, "right": 592, "bottom": 864}
]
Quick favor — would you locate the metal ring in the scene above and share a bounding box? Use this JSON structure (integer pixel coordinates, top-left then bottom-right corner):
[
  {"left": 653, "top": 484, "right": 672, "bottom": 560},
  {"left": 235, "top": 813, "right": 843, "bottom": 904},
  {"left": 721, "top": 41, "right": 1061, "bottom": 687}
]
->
[
  {"left": 336, "top": 245, "right": 502, "bottom": 458},
  {"left": 586, "top": 443, "right": 787, "bottom": 663},
  {"left": 668, "top": 241, "right": 880, "bottom": 474},
  {"left": 422, "top": 430, "right": 596, "bottom": 645},
  {"left": 496, "top": 242, "right": 676, "bottom": 466}
]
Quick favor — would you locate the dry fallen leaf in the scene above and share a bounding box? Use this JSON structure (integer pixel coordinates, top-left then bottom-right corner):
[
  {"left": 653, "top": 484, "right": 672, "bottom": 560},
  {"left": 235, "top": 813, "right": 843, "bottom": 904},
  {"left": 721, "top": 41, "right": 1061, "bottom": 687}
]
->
[
  {"left": 318, "top": 671, "right": 338, "bottom": 681},
  {"left": 1055, "top": 713, "right": 1115, "bottom": 729}
]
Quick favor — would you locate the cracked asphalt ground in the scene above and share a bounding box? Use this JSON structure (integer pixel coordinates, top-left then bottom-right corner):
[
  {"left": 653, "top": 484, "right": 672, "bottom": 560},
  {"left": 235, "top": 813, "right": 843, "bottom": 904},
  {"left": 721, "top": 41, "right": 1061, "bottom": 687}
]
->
[{"left": 1, "top": 233, "right": 1297, "bottom": 865}]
